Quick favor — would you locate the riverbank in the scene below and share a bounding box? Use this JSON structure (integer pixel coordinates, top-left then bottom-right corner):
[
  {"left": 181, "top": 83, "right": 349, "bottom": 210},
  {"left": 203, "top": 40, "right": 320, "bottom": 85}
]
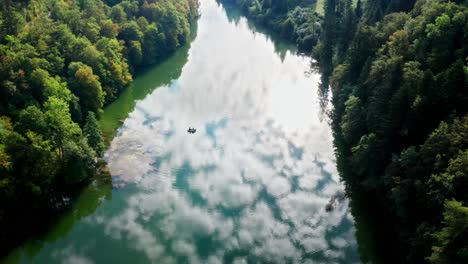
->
[
  {"left": 0, "top": 0, "right": 199, "bottom": 258},
  {"left": 2, "top": 1, "right": 360, "bottom": 262},
  {"left": 1, "top": 15, "right": 198, "bottom": 261}
]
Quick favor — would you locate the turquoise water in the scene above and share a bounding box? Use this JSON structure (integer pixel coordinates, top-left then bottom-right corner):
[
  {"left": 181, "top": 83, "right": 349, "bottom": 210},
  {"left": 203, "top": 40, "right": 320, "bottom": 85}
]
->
[{"left": 3, "top": 1, "right": 360, "bottom": 263}]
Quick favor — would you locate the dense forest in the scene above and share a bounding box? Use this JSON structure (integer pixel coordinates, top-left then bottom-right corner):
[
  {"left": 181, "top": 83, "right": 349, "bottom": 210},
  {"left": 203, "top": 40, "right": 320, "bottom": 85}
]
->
[
  {"left": 1, "top": 0, "right": 467, "bottom": 262},
  {"left": 0, "top": 0, "right": 198, "bottom": 255},
  {"left": 222, "top": 0, "right": 468, "bottom": 263}
]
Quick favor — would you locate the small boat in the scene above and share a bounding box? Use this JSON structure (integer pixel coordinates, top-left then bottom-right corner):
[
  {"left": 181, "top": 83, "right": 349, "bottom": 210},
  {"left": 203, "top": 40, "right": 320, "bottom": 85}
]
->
[{"left": 187, "top": 127, "right": 197, "bottom": 134}]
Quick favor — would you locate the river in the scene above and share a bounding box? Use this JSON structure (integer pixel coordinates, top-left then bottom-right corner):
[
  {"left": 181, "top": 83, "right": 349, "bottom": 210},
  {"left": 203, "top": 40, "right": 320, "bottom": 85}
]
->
[{"left": 2, "top": 1, "right": 362, "bottom": 263}]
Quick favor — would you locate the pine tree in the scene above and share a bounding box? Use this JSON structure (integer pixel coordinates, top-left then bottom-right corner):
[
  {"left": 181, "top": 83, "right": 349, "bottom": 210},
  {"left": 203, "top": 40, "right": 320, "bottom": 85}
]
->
[
  {"left": 355, "top": 0, "right": 362, "bottom": 18},
  {"left": 320, "top": 0, "right": 336, "bottom": 82}
]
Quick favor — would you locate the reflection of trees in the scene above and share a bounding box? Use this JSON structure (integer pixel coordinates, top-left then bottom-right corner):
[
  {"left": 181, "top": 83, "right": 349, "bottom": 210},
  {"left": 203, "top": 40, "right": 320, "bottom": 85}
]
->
[
  {"left": 2, "top": 166, "right": 112, "bottom": 263},
  {"left": 337, "top": 158, "right": 404, "bottom": 264},
  {"left": 318, "top": 77, "right": 330, "bottom": 123},
  {"left": 345, "top": 185, "right": 405, "bottom": 264},
  {"left": 100, "top": 30, "right": 196, "bottom": 143},
  {"left": 216, "top": 1, "right": 294, "bottom": 62},
  {"left": 217, "top": 0, "right": 330, "bottom": 120},
  {"left": 216, "top": 0, "right": 242, "bottom": 25}
]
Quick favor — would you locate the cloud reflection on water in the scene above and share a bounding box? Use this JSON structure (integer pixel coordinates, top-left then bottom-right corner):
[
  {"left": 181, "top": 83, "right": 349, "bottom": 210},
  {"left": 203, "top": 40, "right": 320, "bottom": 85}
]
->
[{"left": 100, "top": 0, "right": 358, "bottom": 263}]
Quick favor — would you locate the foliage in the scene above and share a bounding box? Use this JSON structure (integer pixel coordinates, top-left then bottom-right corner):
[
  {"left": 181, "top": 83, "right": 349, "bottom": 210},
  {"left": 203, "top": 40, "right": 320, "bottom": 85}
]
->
[
  {"left": 428, "top": 199, "right": 468, "bottom": 264},
  {"left": 0, "top": 0, "right": 199, "bottom": 254},
  {"left": 325, "top": 0, "right": 468, "bottom": 262},
  {"left": 84, "top": 111, "right": 105, "bottom": 157}
]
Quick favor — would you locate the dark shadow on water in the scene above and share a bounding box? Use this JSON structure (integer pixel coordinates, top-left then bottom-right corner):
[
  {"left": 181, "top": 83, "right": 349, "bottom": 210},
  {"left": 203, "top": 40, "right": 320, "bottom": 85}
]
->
[
  {"left": 345, "top": 185, "right": 405, "bottom": 264},
  {"left": 318, "top": 78, "right": 331, "bottom": 123},
  {"left": 334, "top": 131, "right": 405, "bottom": 264},
  {"left": 1, "top": 165, "right": 112, "bottom": 263}
]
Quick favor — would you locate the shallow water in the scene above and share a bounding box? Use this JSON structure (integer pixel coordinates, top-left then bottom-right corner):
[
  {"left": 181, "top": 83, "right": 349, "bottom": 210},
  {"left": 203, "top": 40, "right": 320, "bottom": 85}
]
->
[{"left": 3, "top": 1, "right": 360, "bottom": 263}]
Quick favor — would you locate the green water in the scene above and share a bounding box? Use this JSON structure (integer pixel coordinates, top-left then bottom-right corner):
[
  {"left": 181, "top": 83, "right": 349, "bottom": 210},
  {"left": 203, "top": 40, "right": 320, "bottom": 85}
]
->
[
  {"left": 2, "top": 1, "right": 362, "bottom": 263},
  {"left": 99, "top": 42, "right": 192, "bottom": 142}
]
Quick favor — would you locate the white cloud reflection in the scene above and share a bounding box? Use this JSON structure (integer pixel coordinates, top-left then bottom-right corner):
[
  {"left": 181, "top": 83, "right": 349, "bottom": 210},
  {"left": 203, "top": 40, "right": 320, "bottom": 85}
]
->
[{"left": 99, "top": 0, "right": 358, "bottom": 263}]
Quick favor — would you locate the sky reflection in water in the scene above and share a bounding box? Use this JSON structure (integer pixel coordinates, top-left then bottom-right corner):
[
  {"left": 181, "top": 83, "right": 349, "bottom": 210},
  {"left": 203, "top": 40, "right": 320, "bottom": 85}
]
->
[
  {"left": 7, "top": 1, "right": 360, "bottom": 263},
  {"left": 104, "top": 1, "right": 358, "bottom": 263}
]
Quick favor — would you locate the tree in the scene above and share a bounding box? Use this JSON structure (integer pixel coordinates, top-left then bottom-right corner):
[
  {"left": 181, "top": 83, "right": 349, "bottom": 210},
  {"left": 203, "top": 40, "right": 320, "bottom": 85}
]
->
[
  {"left": 0, "top": 117, "right": 13, "bottom": 200},
  {"left": 83, "top": 111, "right": 105, "bottom": 157},
  {"left": 100, "top": 19, "right": 119, "bottom": 38},
  {"left": 110, "top": 4, "right": 127, "bottom": 23},
  {"left": 427, "top": 150, "right": 468, "bottom": 211},
  {"left": 365, "top": 0, "right": 388, "bottom": 23},
  {"left": 0, "top": 117, "right": 13, "bottom": 174},
  {"left": 71, "top": 66, "right": 104, "bottom": 114},
  {"left": 355, "top": 0, "right": 362, "bottom": 18},
  {"left": 17, "top": 106, "right": 48, "bottom": 136},
  {"left": 428, "top": 200, "right": 468, "bottom": 264},
  {"left": 119, "top": 21, "right": 142, "bottom": 43},
  {"left": 82, "top": 19, "right": 101, "bottom": 42},
  {"left": 60, "top": 137, "right": 95, "bottom": 184},
  {"left": 136, "top": 16, "right": 149, "bottom": 31},
  {"left": 340, "top": 95, "right": 365, "bottom": 145},
  {"left": 44, "top": 97, "right": 82, "bottom": 157},
  {"left": 29, "top": 69, "right": 71, "bottom": 103},
  {"left": 128, "top": 40, "right": 142, "bottom": 68},
  {"left": 43, "top": 97, "right": 95, "bottom": 184},
  {"left": 1, "top": 0, "right": 23, "bottom": 36},
  {"left": 81, "top": 45, "right": 103, "bottom": 74},
  {"left": 143, "top": 24, "right": 164, "bottom": 65},
  {"left": 6, "top": 130, "right": 59, "bottom": 196}
]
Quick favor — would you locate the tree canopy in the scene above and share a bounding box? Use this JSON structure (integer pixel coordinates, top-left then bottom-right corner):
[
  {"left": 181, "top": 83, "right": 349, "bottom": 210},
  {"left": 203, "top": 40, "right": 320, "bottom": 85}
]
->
[
  {"left": 323, "top": 0, "right": 468, "bottom": 262},
  {"left": 0, "top": 0, "right": 199, "bottom": 255}
]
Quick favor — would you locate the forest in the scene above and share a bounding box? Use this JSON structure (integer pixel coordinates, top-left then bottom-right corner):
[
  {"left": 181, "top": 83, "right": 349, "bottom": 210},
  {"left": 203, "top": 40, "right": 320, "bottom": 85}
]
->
[
  {"left": 222, "top": 0, "right": 468, "bottom": 263},
  {"left": 0, "top": 0, "right": 198, "bottom": 255},
  {"left": 1, "top": 0, "right": 467, "bottom": 262}
]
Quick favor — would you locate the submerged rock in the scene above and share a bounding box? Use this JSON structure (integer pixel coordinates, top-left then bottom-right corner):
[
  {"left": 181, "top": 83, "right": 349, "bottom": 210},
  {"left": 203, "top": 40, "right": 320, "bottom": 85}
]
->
[{"left": 325, "top": 190, "right": 347, "bottom": 212}]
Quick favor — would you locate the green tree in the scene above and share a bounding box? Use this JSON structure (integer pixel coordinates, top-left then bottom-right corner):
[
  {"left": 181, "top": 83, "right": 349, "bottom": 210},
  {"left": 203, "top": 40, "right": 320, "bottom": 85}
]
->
[
  {"left": 83, "top": 111, "right": 105, "bottom": 157},
  {"left": 128, "top": 40, "right": 142, "bottom": 68},
  {"left": 340, "top": 95, "right": 365, "bottom": 145},
  {"left": 0, "top": 117, "right": 13, "bottom": 194},
  {"left": 0, "top": 117, "right": 11, "bottom": 158},
  {"left": 44, "top": 97, "right": 82, "bottom": 158},
  {"left": 17, "top": 106, "right": 48, "bottom": 136},
  {"left": 110, "top": 4, "right": 127, "bottom": 23},
  {"left": 143, "top": 24, "right": 164, "bottom": 65},
  {"left": 100, "top": 19, "right": 119, "bottom": 38},
  {"left": 29, "top": 69, "right": 71, "bottom": 103},
  {"left": 7, "top": 130, "right": 59, "bottom": 196},
  {"left": 71, "top": 66, "right": 104, "bottom": 114},
  {"left": 119, "top": 21, "right": 142, "bottom": 43},
  {"left": 428, "top": 200, "right": 468, "bottom": 264}
]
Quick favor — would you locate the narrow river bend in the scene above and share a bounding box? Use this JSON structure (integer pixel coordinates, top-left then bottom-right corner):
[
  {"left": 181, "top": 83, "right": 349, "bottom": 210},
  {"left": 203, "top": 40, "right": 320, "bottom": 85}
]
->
[{"left": 4, "top": 1, "right": 360, "bottom": 263}]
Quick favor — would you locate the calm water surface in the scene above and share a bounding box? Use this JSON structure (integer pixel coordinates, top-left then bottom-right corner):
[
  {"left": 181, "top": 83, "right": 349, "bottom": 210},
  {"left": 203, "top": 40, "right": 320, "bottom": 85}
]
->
[{"left": 3, "top": 1, "right": 360, "bottom": 263}]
